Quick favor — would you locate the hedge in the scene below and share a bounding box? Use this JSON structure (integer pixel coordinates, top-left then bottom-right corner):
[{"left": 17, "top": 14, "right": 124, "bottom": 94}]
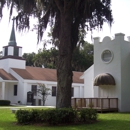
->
[
  {"left": 0, "top": 100, "right": 10, "bottom": 106},
  {"left": 16, "top": 108, "right": 98, "bottom": 125}
]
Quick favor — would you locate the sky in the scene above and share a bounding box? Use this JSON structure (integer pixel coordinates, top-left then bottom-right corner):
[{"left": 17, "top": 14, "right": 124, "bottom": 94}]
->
[{"left": 0, "top": 0, "right": 130, "bottom": 54}]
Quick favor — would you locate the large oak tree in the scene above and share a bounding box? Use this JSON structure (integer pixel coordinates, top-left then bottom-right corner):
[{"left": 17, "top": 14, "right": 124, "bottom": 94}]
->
[{"left": 0, "top": 0, "right": 113, "bottom": 108}]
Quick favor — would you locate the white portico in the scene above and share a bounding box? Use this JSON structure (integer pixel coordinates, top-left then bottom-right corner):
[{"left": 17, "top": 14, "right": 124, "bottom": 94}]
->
[{"left": 0, "top": 73, "right": 18, "bottom": 102}]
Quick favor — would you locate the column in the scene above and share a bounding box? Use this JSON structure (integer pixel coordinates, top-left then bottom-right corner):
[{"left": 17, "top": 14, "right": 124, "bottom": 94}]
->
[
  {"left": 80, "top": 86, "right": 83, "bottom": 98},
  {"left": 23, "top": 82, "right": 27, "bottom": 105},
  {"left": 2, "top": 82, "right": 5, "bottom": 99}
]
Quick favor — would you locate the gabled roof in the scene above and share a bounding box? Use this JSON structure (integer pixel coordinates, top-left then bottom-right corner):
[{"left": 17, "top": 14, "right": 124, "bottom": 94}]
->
[
  {"left": 12, "top": 66, "right": 83, "bottom": 83},
  {"left": 0, "top": 69, "right": 17, "bottom": 80}
]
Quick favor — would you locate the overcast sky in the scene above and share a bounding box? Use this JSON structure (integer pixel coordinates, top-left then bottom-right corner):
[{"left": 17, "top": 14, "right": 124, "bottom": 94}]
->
[{"left": 0, "top": 0, "right": 130, "bottom": 54}]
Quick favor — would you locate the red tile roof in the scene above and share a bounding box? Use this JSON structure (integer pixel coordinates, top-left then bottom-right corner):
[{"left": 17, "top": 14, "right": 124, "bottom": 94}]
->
[
  {"left": 0, "top": 69, "right": 17, "bottom": 80},
  {"left": 12, "top": 66, "right": 83, "bottom": 83}
]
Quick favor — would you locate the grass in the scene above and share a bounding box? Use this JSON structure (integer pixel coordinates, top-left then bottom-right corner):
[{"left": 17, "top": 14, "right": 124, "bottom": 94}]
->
[{"left": 0, "top": 108, "right": 130, "bottom": 130}]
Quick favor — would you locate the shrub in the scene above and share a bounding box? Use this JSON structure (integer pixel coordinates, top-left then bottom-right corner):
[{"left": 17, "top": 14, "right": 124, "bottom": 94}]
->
[
  {"left": 15, "top": 108, "right": 98, "bottom": 125},
  {"left": 56, "top": 108, "right": 77, "bottom": 124},
  {"left": 44, "top": 108, "right": 77, "bottom": 125},
  {"left": 0, "top": 100, "right": 10, "bottom": 106},
  {"left": 16, "top": 110, "right": 33, "bottom": 124},
  {"left": 79, "top": 108, "right": 98, "bottom": 122},
  {"left": 31, "top": 109, "right": 41, "bottom": 123}
]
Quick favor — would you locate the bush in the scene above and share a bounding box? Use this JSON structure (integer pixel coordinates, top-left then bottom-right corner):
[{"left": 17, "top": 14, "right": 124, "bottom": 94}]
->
[
  {"left": 56, "top": 108, "right": 76, "bottom": 124},
  {"left": 43, "top": 108, "right": 77, "bottom": 125},
  {"left": 79, "top": 108, "right": 97, "bottom": 122},
  {"left": 15, "top": 108, "right": 98, "bottom": 125},
  {"left": 16, "top": 110, "right": 33, "bottom": 124},
  {"left": 0, "top": 100, "right": 10, "bottom": 106}
]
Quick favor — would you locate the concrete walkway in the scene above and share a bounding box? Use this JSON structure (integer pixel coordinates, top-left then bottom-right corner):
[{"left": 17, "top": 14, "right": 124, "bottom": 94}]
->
[{"left": 0, "top": 105, "right": 55, "bottom": 109}]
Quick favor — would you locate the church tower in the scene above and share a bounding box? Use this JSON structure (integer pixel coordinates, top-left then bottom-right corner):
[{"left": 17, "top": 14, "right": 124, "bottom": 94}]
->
[{"left": 0, "top": 17, "right": 26, "bottom": 72}]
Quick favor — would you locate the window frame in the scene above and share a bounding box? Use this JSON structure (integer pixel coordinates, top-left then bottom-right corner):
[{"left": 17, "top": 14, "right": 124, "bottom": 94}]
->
[
  {"left": 4, "top": 47, "right": 8, "bottom": 56},
  {"left": 14, "top": 47, "right": 19, "bottom": 56},
  {"left": 31, "top": 85, "right": 37, "bottom": 96},
  {"left": 52, "top": 86, "right": 56, "bottom": 96},
  {"left": 14, "top": 85, "right": 17, "bottom": 96}
]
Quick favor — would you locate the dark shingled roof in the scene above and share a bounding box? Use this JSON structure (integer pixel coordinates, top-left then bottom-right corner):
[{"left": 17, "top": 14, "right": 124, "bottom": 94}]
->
[
  {"left": 0, "top": 69, "right": 17, "bottom": 80},
  {"left": 94, "top": 73, "right": 116, "bottom": 86},
  {"left": 12, "top": 66, "right": 83, "bottom": 83}
]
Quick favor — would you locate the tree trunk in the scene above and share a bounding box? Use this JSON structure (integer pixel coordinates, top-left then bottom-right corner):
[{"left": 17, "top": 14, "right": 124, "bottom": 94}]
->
[
  {"left": 56, "top": 11, "right": 73, "bottom": 108},
  {"left": 42, "top": 95, "right": 45, "bottom": 106}
]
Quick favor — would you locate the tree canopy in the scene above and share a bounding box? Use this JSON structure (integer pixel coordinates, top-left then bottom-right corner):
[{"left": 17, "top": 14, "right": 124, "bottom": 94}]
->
[
  {"left": 23, "top": 42, "right": 93, "bottom": 71},
  {"left": 22, "top": 52, "right": 36, "bottom": 66},
  {"left": 0, "top": 0, "right": 113, "bottom": 108}
]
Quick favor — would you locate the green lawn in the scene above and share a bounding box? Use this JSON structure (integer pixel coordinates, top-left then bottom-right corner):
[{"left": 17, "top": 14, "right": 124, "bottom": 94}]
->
[{"left": 0, "top": 108, "right": 130, "bottom": 130}]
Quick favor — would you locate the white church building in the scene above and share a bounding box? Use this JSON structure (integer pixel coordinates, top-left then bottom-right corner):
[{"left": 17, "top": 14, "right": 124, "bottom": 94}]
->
[
  {"left": 1, "top": 19, "right": 130, "bottom": 112},
  {"left": 0, "top": 20, "right": 84, "bottom": 106}
]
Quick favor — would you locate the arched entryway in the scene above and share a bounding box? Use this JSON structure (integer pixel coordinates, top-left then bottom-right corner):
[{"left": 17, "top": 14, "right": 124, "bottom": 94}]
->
[{"left": 94, "top": 73, "right": 116, "bottom": 98}]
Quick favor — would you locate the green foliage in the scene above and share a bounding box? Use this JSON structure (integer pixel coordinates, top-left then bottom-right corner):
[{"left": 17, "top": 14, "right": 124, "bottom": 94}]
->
[
  {"left": 33, "top": 48, "right": 58, "bottom": 68},
  {"left": 44, "top": 108, "right": 77, "bottom": 125},
  {"left": 32, "top": 43, "right": 93, "bottom": 71},
  {"left": 2, "top": 108, "right": 130, "bottom": 130},
  {"left": 37, "top": 83, "right": 51, "bottom": 106},
  {"left": 72, "top": 44, "right": 93, "bottom": 71},
  {"left": 79, "top": 109, "right": 97, "bottom": 122},
  {"left": 22, "top": 52, "right": 36, "bottom": 66},
  {"left": 0, "top": 100, "right": 10, "bottom": 106},
  {"left": 16, "top": 110, "right": 32, "bottom": 124},
  {"left": 2, "top": 1, "right": 113, "bottom": 45},
  {"left": 15, "top": 108, "right": 97, "bottom": 125}
]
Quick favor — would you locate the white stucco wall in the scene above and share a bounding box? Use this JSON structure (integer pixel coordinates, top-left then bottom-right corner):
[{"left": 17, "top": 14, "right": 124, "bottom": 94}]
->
[
  {"left": 19, "top": 48, "right": 22, "bottom": 57},
  {"left": 45, "top": 83, "right": 57, "bottom": 106},
  {"left": 94, "top": 35, "right": 122, "bottom": 110},
  {"left": 120, "top": 36, "right": 130, "bottom": 112},
  {"left": 10, "top": 68, "right": 25, "bottom": 104},
  {"left": 27, "top": 82, "right": 84, "bottom": 106},
  {"left": 8, "top": 46, "right": 13, "bottom": 55},
  {"left": 0, "top": 58, "right": 25, "bottom": 72},
  {"left": 3, "top": 82, "right": 18, "bottom": 103},
  {"left": 2, "top": 48, "right": 5, "bottom": 56},
  {"left": 79, "top": 86, "right": 84, "bottom": 98},
  {"left": 99, "top": 85, "right": 116, "bottom": 98},
  {"left": 83, "top": 65, "right": 94, "bottom": 98}
]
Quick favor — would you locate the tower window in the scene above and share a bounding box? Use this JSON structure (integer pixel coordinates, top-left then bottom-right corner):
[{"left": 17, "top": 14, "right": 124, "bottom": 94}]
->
[
  {"left": 14, "top": 47, "right": 19, "bottom": 56},
  {"left": 4, "top": 47, "right": 8, "bottom": 56}
]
